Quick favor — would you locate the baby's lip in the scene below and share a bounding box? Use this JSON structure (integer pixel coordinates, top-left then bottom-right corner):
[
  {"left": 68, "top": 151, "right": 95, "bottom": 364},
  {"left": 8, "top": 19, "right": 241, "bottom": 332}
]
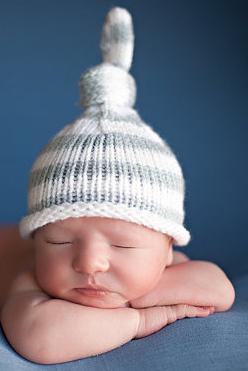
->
[{"left": 78, "top": 284, "right": 111, "bottom": 292}]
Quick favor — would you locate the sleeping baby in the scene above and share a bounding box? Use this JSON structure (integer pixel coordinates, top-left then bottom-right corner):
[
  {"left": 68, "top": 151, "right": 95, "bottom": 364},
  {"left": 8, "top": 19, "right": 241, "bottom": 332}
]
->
[{"left": 0, "top": 7, "right": 235, "bottom": 365}]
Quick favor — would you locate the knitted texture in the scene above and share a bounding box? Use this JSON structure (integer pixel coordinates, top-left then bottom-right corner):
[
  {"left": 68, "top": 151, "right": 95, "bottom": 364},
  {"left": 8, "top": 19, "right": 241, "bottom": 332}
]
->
[{"left": 19, "top": 7, "right": 191, "bottom": 246}]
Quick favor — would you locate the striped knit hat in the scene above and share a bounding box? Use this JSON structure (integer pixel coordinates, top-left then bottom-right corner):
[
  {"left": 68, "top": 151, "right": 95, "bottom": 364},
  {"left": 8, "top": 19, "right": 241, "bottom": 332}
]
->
[{"left": 19, "top": 7, "right": 191, "bottom": 246}]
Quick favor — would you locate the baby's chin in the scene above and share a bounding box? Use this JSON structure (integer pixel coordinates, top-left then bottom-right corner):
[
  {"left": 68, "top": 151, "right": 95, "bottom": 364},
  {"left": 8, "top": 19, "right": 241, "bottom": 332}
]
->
[
  {"left": 79, "top": 301, "right": 130, "bottom": 309},
  {"left": 63, "top": 291, "right": 130, "bottom": 309}
]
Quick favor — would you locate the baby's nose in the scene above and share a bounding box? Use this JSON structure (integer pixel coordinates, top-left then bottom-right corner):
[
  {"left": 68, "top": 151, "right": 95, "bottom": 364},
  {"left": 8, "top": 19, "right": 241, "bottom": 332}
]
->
[{"left": 72, "top": 243, "right": 110, "bottom": 274}]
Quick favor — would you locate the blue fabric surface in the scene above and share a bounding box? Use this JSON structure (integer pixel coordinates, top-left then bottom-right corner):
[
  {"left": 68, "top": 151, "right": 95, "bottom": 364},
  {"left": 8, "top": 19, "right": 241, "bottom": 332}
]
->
[{"left": 0, "top": 274, "right": 247, "bottom": 371}]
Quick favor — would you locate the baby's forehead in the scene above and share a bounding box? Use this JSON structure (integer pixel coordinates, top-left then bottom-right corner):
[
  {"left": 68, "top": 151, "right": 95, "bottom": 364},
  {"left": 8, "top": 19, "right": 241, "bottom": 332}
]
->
[
  {"left": 45, "top": 217, "right": 147, "bottom": 233},
  {"left": 42, "top": 216, "right": 165, "bottom": 241}
]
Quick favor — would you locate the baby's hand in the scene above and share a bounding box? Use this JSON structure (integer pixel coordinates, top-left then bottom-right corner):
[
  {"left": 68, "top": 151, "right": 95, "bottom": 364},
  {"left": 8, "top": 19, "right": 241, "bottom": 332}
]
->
[
  {"left": 130, "top": 260, "right": 235, "bottom": 312},
  {"left": 135, "top": 304, "right": 215, "bottom": 339}
]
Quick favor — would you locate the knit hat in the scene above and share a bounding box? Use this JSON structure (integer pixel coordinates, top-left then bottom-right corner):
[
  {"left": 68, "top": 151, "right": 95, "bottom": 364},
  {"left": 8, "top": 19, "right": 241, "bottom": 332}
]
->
[{"left": 19, "top": 6, "right": 191, "bottom": 247}]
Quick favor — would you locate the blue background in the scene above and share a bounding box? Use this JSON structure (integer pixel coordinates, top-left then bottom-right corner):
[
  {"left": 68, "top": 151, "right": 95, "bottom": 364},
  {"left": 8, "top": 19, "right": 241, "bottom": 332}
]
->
[{"left": 0, "top": 0, "right": 247, "bottom": 278}]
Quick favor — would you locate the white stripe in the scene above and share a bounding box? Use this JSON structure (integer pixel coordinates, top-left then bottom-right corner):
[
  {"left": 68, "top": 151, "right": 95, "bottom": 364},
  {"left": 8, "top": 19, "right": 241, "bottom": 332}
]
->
[{"left": 20, "top": 200, "right": 190, "bottom": 246}]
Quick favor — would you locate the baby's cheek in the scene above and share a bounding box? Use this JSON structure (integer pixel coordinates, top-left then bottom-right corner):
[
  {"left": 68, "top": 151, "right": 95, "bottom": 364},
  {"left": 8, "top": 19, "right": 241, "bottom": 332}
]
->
[
  {"left": 124, "top": 263, "right": 162, "bottom": 299},
  {"left": 35, "top": 261, "right": 62, "bottom": 296}
]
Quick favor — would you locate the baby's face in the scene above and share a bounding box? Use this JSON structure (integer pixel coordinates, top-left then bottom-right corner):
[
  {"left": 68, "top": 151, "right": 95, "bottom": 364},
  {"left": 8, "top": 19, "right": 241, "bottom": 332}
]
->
[{"left": 33, "top": 216, "right": 172, "bottom": 309}]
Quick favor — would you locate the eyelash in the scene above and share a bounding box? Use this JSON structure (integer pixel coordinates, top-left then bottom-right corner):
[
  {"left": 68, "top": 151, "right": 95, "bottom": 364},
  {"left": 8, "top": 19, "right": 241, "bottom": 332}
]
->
[
  {"left": 46, "top": 241, "right": 71, "bottom": 245},
  {"left": 113, "top": 245, "right": 136, "bottom": 249}
]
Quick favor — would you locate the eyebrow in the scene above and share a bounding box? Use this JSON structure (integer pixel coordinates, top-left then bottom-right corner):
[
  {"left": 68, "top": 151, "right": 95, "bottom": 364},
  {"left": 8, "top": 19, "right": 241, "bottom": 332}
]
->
[{"left": 44, "top": 224, "right": 72, "bottom": 233}]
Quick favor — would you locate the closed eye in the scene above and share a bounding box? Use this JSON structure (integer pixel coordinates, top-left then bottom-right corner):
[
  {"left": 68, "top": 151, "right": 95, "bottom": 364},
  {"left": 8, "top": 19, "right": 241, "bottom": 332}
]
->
[
  {"left": 45, "top": 241, "right": 72, "bottom": 245},
  {"left": 112, "top": 245, "right": 137, "bottom": 249},
  {"left": 45, "top": 242, "right": 137, "bottom": 248}
]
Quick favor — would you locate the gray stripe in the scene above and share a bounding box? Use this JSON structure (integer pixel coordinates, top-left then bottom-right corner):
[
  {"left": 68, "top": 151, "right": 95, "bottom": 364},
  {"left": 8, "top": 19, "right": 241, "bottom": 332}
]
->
[
  {"left": 36, "top": 131, "right": 171, "bottom": 161},
  {"left": 29, "top": 158, "right": 183, "bottom": 193},
  {"left": 102, "top": 22, "right": 133, "bottom": 45},
  {"left": 29, "top": 194, "right": 183, "bottom": 226}
]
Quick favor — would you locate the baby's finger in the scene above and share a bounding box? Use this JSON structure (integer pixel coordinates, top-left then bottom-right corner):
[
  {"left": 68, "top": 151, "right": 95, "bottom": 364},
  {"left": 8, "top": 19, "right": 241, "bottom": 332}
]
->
[
  {"left": 201, "top": 306, "right": 215, "bottom": 314},
  {"left": 195, "top": 307, "right": 212, "bottom": 316},
  {"left": 178, "top": 304, "right": 211, "bottom": 319},
  {"left": 192, "top": 306, "right": 215, "bottom": 317},
  {"left": 164, "top": 304, "right": 209, "bottom": 322}
]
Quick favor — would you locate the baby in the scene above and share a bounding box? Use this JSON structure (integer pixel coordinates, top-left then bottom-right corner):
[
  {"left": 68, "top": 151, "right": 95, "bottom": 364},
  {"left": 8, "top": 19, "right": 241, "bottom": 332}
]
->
[{"left": 0, "top": 7, "right": 235, "bottom": 365}]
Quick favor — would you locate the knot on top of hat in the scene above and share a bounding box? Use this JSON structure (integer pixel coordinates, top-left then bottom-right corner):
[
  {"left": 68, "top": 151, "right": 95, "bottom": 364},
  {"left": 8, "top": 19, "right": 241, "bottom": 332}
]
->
[
  {"left": 79, "top": 7, "right": 136, "bottom": 109},
  {"left": 79, "top": 63, "right": 136, "bottom": 108}
]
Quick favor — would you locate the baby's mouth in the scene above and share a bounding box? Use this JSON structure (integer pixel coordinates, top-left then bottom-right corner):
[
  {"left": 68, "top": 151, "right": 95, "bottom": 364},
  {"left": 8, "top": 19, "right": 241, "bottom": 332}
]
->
[{"left": 75, "top": 288, "right": 110, "bottom": 297}]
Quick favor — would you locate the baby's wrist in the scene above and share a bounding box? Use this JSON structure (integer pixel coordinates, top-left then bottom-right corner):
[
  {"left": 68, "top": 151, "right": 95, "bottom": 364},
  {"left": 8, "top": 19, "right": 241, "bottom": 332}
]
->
[{"left": 130, "top": 307, "right": 141, "bottom": 339}]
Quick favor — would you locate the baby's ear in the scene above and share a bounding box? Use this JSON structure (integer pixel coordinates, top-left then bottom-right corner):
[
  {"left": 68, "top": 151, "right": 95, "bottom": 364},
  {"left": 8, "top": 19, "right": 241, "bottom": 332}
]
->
[{"left": 167, "top": 244, "right": 173, "bottom": 266}]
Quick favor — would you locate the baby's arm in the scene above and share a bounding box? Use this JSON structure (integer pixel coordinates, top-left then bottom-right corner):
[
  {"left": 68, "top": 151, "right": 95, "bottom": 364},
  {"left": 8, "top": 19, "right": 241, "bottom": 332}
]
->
[
  {"left": 130, "top": 257, "right": 235, "bottom": 312},
  {"left": 0, "top": 270, "right": 140, "bottom": 364}
]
